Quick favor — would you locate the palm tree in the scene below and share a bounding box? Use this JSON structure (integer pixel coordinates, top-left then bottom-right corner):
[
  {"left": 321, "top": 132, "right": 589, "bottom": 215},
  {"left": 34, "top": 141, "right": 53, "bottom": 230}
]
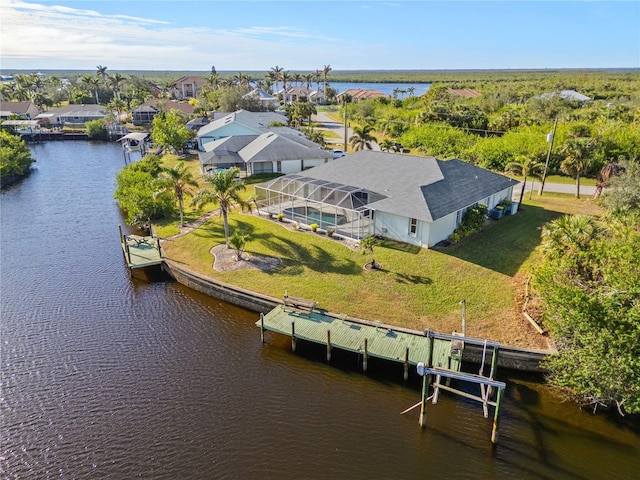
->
[
  {"left": 281, "top": 71, "right": 291, "bottom": 101},
  {"left": 380, "top": 139, "right": 395, "bottom": 152},
  {"left": 159, "top": 162, "right": 199, "bottom": 228},
  {"left": 96, "top": 65, "right": 108, "bottom": 84},
  {"left": 560, "top": 137, "right": 595, "bottom": 199},
  {"left": 108, "top": 73, "right": 126, "bottom": 100},
  {"left": 322, "top": 64, "right": 332, "bottom": 103},
  {"left": 542, "top": 214, "right": 599, "bottom": 259},
  {"left": 407, "top": 87, "right": 415, "bottom": 97},
  {"left": 505, "top": 155, "right": 544, "bottom": 206},
  {"left": 270, "top": 65, "right": 284, "bottom": 95},
  {"left": 191, "top": 168, "right": 250, "bottom": 248},
  {"left": 349, "top": 124, "right": 377, "bottom": 151},
  {"left": 81, "top": 75, "right": 100, "bottom": 103}
]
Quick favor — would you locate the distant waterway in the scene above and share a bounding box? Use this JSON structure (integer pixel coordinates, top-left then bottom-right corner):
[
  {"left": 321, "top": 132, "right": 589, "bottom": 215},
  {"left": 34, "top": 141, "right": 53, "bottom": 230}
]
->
[
  {"left": 330, "top": 81, "right": 431, "bottom": 97},
  {"left": 1, "top": 141, "right": 639, "bottom": 478}
]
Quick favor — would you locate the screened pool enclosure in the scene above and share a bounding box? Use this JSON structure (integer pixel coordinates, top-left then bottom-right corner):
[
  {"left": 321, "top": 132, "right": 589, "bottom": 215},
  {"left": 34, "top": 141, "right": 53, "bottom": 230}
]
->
[{"left": 254, "top": 174, "right": 385, "bottom": 240}]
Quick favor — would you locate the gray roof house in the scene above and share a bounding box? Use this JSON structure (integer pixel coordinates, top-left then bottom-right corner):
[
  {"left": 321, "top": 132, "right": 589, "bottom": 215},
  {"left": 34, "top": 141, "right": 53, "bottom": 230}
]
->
[
  {"left": 254, "top": 151, "right": 517, "bottom": 247},
  {"left": 44, "top": 104, "right": 107, "bottom": 126},
  {"left": 196, "top": 109, "right": 288, "bottom": 150},
  {"left": 200, "top": 131, "right": 333, "bottom": 175},
  {"left": 0, "top": 101, "right": 40, "bottom": 120}
]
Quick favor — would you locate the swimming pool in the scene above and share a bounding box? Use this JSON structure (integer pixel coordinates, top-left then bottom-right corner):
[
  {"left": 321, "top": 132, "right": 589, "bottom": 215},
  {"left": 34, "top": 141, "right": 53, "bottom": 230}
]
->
[{"left": 283, "top": 206, "right": 347, "bottom": 227}]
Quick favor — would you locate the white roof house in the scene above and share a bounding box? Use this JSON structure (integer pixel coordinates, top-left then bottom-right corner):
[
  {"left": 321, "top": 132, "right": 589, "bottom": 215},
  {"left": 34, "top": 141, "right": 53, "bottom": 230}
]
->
[
  {"left": 537, "top": 89, "right": 591, "bottom": 102},
  {"left": 255, "top": 151, "right": 517, "bottom": 247}
]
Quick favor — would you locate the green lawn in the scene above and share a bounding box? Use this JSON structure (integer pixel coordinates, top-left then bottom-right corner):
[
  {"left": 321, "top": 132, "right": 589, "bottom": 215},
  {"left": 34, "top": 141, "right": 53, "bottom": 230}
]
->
[{"left": 160, "top": 192, "right": 602, "bottom": 349}]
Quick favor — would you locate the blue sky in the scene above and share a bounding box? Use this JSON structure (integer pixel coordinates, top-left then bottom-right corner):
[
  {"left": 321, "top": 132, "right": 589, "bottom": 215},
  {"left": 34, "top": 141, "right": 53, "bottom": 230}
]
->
[{"left": 2, "top": 0, "right": 639, "bottom": 71}]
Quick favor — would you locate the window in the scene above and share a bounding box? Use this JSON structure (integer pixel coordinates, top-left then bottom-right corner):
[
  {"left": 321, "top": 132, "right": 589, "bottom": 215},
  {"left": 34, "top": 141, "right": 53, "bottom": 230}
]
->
[
  {"left": 409, "top": 218, "right": 417, "bottom": 236},
  {"left": 456, "top": 209, "right": 463, "bottom": 225}
]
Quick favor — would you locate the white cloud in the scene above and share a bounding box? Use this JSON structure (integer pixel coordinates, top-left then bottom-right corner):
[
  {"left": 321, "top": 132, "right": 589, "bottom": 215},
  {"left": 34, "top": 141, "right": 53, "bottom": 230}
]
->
[{"left": 0, "top": 0, "right": 346, "bottom": 70}]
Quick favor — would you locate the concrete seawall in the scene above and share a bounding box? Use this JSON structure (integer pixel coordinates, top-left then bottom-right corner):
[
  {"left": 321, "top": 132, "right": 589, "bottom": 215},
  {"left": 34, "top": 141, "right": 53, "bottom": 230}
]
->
[{"left": 162, "top": 258, "right": 550, "bottom": 372}]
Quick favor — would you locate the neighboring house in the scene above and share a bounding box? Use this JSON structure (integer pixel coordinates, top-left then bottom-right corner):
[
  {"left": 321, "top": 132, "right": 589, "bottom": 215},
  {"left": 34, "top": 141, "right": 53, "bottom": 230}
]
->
[
  {"left": 0, "top": 101, "right": 40, "bottom": 120},
  {"left": 244, "top": 88, "right": 280, "bottom": 110},
  {"left": 199, "top": 130, "right": 333, "bottom": 175},
  {"left": 255, "top": 151, "right": 517, "bottom": 247},
  {"left": 446, "top": 88, "right": 482, "bottom": 98},
  {"left": 537, "top": 89, "right": 591, "bottom": 103},
  {"left": 336, "top": 89, "right": 389, "bottom": 103},
  {"left": 278, "top": 86, "right": 313, "bottom": 104},
  {"left": 45, "top": 105, "right": 107, "bottom": 126},
  {"left": 131, "top": 100, "right": 195, "bottom": 125},
  {"left": 169, "top": 76, "right": 206, "bottom": 99},
  {"left": 195, "top": 109, "right": 287, "bottom": 150},
  {"left": 131, "top": 105, "right": 159, "bottom": 125}
]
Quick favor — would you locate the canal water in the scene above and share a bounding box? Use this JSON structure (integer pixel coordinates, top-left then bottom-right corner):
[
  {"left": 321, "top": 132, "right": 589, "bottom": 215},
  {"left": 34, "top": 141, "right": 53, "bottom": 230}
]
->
[{"left": 1, "top": 142, "right": 639, "bottom": 479}]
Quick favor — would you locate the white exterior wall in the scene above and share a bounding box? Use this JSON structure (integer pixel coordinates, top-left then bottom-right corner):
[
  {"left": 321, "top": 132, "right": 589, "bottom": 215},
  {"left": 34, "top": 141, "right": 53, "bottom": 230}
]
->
[
  {"left": 428, "top": 213, "right": 457, "bottom": 246},
  {"left": 372, "top": 184, "right": 514, "bottom": 249},
  {"left": 374, "top": 212, "right": 430, "bottom": 247}
]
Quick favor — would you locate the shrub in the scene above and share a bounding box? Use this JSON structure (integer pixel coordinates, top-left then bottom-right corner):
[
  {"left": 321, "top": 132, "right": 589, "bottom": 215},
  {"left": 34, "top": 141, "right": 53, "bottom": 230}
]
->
[
  {"left": 310, "top": 223, "right": 319, "bottom": 232},
  {"left": 277, "top": 213, "right": 284, "bottom": 221},
  {"left": 448, "top": 204, "right": 488, "bottom": 242},
  {"left": 85, "top": 119, "right": 108, "bottom": 140},
  {"left": 326, "top": 227, "right": 335, "bottom": 237}
]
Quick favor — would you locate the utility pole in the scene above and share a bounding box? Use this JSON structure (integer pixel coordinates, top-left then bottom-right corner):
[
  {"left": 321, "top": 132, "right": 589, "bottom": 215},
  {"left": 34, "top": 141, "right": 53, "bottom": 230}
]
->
[
  {"left": 343, "top": 101, "right": 348, "bottom": 151},
  {"left": 538, "top": 117, "right": 558, "bottom": 196}
]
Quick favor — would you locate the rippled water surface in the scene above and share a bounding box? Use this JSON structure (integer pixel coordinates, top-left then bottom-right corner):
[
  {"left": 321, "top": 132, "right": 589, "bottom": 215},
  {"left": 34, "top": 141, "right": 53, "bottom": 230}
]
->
[{"left": 1, "top": 142, "right": 639, "bottom": 479}]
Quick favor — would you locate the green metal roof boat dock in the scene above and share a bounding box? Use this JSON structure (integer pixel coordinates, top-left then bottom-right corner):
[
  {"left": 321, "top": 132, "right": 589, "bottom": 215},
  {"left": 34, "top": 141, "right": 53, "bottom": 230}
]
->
[{"left": 257, "top": 296, "right": 464, "bottom": 378}]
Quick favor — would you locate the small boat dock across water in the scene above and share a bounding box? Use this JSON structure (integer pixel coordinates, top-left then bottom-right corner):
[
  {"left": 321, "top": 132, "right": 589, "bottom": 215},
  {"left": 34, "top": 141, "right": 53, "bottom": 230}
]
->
[{"left": 118, "top": 226, "right": 162, "bottom": 273}]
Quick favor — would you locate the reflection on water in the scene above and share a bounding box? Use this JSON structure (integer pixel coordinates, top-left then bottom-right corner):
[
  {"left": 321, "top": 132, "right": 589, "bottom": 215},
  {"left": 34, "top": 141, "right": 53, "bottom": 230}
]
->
[{"left": 1, "top": 142, "right": 638, "bottom": 479}]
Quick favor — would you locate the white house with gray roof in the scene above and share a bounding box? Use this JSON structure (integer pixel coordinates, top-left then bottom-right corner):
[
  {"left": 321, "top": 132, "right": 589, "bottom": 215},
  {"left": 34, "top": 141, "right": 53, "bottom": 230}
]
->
[
  {"left": 195, "top": 110, "right": 287, "bottom": 150},
  {"left": 255, "top": 151, "right": 517, "bottom": 247},
  {"left": 200, "top": 131, "right": 333, "bottom": 175}
]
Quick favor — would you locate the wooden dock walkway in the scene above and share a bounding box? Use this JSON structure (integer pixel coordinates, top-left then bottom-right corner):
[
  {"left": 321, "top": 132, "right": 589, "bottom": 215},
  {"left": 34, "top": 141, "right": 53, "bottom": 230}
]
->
[
  {"left": 257, "top": 303, "right": 463, "bottom": 377},
  {"left": 119, "top": 227, "right": 162, "bottom": 271}
]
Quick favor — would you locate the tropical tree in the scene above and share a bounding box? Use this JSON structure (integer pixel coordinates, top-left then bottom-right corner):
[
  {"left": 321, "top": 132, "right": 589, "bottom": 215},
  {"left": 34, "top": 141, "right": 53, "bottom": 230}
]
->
[
  {"left": 349, "top": 124, "right": 377, "bottom": 151},
  {"left": 191, "top": 168, "right": 250, "bottom": 247},
  {"left": 81, "top": 75, "right": 101, "bottom": 103},
  {"left": 270, "top": 65, "right": 284, "bottom": 95},
  {"left": 158, "top": 161, "right": 199, "bottom": 227},
  {"left": 0, "top": 130, "right": 36, "bottom": 181},
  {"left": 113, "top": 154, "right": 175, "bottom": 227},
  {"left": 541, "top": 214, "right": 600, "bottom": 260},
  {"left": 504, "top": 155, "right": 544, "bottom": 205},
  {"left": 321, "top": 64, "right": 332, "bottom": 103},
  {"left": 96, "top": 65, "right": 108, "bottom": 84},
  {"left": 360, "top": 235, "right": 379, "bottom": 269},
  {"left": 108, "top": 73, "right": 126, "bottom": 100},
  {"left": 600, "top": 158, "right": 640, "bottom": 213},
  {"left": 280, "top": 71, "right": 291, "bottom": 99},
  {"left": 560, "top": 137, "right": 595, "bottom": 198},
  {"left": 151, "top": 110, "right": 195, "bottom": 155},
  {"left": 228, "top": 230, "right": 250, "bottom": 261},
  {"left": 535, "top": 216, "right": 640, "bottom": 415}
]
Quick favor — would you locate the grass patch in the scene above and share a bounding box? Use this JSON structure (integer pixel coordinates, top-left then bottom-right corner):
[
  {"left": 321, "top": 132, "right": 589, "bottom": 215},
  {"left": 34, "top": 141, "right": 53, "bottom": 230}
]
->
[{"left": 160, "top": 193, "right": 602, "bottom": 348}]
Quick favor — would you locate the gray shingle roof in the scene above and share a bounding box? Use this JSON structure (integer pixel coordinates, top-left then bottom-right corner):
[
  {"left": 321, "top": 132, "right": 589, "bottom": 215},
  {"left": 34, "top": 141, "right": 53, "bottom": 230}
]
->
[
  {"left": 239, "top": 132, "right": 333, "bottom": 163},
  {"left": 296, "top": 151, "right": 516, "bottom": 221}
]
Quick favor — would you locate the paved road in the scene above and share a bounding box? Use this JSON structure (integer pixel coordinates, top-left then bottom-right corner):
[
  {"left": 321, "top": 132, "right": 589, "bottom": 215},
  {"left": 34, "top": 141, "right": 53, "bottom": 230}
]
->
[
  {"left": 312, "top": 111, "right": 380, "bottom": 150},
  {"left": 514, "top": 180, "right": 596, "bottom": 197}
]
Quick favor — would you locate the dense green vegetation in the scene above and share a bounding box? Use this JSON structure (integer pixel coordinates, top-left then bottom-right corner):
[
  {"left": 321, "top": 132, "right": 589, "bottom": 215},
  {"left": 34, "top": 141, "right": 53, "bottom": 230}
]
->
[
  {"left": 340, "top": 79, "right": 639, "bottom": 188},
  {"left": 0, "top": 130, "right": 35, "bottom": 184},
  {"left": 534, "top": 162, "right": 640, "bottom": 415}
]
